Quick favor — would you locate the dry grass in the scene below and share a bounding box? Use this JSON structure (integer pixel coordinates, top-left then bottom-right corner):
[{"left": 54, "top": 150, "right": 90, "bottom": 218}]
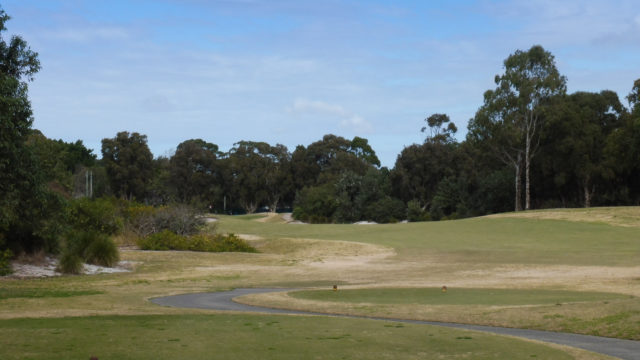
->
[{"left": 486, "top": 206, "right": 640, "bottom": 227}]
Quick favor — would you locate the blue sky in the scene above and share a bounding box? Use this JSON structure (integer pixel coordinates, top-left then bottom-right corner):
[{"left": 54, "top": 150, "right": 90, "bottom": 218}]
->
[{"left": 3, "top": 0, "right": 640, "bottom": 166}]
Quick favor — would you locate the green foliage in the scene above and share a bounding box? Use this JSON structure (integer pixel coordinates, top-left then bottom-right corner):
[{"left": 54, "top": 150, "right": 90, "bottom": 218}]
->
[
  {"left": 83, "top": 233, "right": 119, "bottom": 267},
  {"left": 364, "top": 196, "right": 405, "bottom": 223},
  {"left": 57, "top": 250, "right": 83, "bottom": 275},
  {"left": 406, "top": 199, "right": 429, "bottom": 222},
  {"left": 0, "top": 247, "right": 12, "bottom": 275},
  {"left": 137, "top": 230, "right": 183, "bottom": 251},
  {"left": 293, "top": 184, "right": 337, "bottom": 223},
  {"left": 60, "top": 229, "right": 119, "bottom": 272},
  {"left": 101, "top": 131, "right": 153, "bottom": 200},
  {"left": 138, "top": 230, "right": 256, "bottom": 253},
  {"left": 66, "top": 197, "right": 123, "bottom": 235},
  {"left": 169, "top": 139, "right": 221, "bottom": 205}
]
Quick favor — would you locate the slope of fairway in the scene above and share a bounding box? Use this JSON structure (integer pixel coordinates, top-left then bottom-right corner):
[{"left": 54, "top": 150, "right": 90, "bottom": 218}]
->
[
  {"left": 217, "top": 213, "right": 640, "bottom": 266},
  {"left": 0, "top": 314, "right": 604, "bottom": 360}
]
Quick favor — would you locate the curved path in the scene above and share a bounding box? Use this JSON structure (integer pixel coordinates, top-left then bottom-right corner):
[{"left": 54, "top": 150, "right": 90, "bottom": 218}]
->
[{"left": 151, "top": 288, "right": 640, "bottom": 360}]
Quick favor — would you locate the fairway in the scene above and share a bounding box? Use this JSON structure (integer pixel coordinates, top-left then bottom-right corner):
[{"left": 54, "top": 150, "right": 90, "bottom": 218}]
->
[
  {"left": 0, "top": 314, "right": 592, "bottom": 360},
  {"left": 290, "top": 288, "right": 627, "bottom": 306}
]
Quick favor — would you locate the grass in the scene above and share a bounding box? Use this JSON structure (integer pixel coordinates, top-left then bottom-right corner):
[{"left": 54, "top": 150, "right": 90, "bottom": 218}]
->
[
  {"left": 0, "top": 288, "right": 103, "bottom": 300},
  {"left": 1, "top": 207, "right": 639, "bottom": 357},
  {"left": 216, "top": 214, "right": 640, "bottom": 266},
  {"left": 290, "top": 288, "right": 627, "bottom": 306},
  {"left": 0, "top": 314, "right": 592, "bottom": 360}
]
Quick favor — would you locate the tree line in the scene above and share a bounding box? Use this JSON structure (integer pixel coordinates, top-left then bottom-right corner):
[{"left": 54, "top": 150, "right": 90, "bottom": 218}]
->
[{"left": 2, "top": 5, "right": 640, "bottom": 260}]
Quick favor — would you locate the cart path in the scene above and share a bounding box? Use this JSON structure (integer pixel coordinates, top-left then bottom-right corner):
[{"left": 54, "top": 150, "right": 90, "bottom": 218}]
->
[{"left": 151, "top": 288, "right": 640, "bottom": 360}]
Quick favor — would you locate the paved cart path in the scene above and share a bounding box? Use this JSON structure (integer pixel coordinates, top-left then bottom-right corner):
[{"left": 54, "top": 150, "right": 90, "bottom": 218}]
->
[{"left": 151, "top": 288, "right": 640, "bottom": 360}]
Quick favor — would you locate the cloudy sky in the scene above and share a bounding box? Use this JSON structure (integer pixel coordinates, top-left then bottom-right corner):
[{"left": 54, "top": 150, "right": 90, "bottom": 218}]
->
[{"left": 3, "top": 0, "right": 639, "bottom": 166}]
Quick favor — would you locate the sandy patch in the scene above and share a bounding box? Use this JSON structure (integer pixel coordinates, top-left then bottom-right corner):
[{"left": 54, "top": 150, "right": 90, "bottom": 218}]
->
[{"left": 7, "top": 257, "right": 135, "bottom": 278}]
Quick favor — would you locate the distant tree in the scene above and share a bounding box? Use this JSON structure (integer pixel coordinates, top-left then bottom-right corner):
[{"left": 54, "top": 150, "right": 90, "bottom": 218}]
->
[
  {"left": 226, "top": 141, "right": 291, "bottom": 213},
  {"left": 290, "top": 134, "right": 379, "bottom": 190},
  {"left": 468, "top": 45, "right": 566, "bottom": 211},
  {"left": 169, "top": 139, "right": 221, "bottom": 205},
  {"left": 421, "top": 113, "right": 457, "bottom": 143},
  {"left": 627, "top": 79, "right": 640, "bottom": 115},
  {"left": 101, "top": 131, "right": 153, "bottom": 201},
  {"left": 540, "top": 91, "right": 624, "bottom": 207},
  {"left": 349, "top": 136, "right": 380, "bottom": 167}
]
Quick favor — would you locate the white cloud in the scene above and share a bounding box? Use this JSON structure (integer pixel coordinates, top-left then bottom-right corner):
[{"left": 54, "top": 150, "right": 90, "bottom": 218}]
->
[
  {"left": 287, "top": 99, "right": 349, "bottom": 116},
  {"left": 286, "top": 98, "right": 373, "bottom": 134},
  {"left": 341, "top": 115, "right": 373, "bottom": 133}
]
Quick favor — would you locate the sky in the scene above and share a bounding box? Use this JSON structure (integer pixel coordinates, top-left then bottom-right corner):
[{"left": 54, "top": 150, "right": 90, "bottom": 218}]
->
[{"left": 3, "top": 0, "right": 640, "bottom": 167}]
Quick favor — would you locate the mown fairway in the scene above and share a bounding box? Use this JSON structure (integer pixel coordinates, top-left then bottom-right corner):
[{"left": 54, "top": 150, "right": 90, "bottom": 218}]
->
[{"left": 1, "top": 207, "right": 638, "bottom": 359}]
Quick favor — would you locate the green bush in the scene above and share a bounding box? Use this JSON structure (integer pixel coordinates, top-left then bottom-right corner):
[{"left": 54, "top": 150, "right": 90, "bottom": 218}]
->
[
  {"left": 138, "top": 231, "right": 256, "bottom": 253},
  {"left": 0, "top": 248, "right": 13, "bottom": 276},
  {"left": 57, "top": 251, "right": 83, "bottom": 275},
  {"left": 125, "top": 204, "right": 204, "bottom": 238},
  {"left": 59, "top": 229, "right": 120, "bottom": 273},
  {"left": 214, "top": 233, "right": 257, "bottom": 253},
  {"left": 66, "top": 198, "right": 123, "bottom": 235},
  {"left": 83, "top": 233, "right": 119, "bottom": 267},
  {"left": 137, "top": 230, "right": 184, "bottom": 251},
  {"left": 407, "top": 199, "right": 430, "bottom": 222}
]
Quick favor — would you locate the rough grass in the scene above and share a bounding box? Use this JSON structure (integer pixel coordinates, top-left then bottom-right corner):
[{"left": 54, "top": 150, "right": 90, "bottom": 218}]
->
[
  {"left": 487, "top": 206, "right": 640, "bottom": 227},
  {"left": 290, "top": 288, "right": 627, "bottom": 306},
  {"left": 0, "top": 314, "right": 605, "bottom": 360}
]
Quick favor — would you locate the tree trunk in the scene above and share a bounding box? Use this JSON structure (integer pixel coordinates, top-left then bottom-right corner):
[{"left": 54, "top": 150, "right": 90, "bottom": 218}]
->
[{"left": 583, "top": 175, "right": 594, "bottom": 208}]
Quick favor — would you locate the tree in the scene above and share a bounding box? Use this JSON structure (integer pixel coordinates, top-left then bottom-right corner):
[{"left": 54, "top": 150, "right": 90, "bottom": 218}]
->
[
  {"left": 101, "top": 131, "right": 153, "bottom": 201},
  {"left": 169, "top": 139, "right": 221, "bottom": 205},
  {"left": 0, "top": 7, "right": 51, "bottom": 252},
  {"left": 468, "top": 45, "right": 566, "bottom": 210},
  {"left": 226, "top": 141, "right": 292, "bottom": 213},
  {"left": 421, "top": 113, "right": 457, "bottom": 143},
  {"left": 540, "top": 91, "right": 624, "bottom": 207},
  {"left": 290, "top": 134, "right": 379, "bottom": 190},
  {"left": 627, "top": 79, "right": 640, "bottom": 115}
]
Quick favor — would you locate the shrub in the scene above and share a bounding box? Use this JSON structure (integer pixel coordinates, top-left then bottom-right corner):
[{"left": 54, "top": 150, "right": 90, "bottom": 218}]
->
[
  {"left": 214, "top": 233, "right": 257, "bottom": 253},
  {"left": 137, "top": 230, "right": 184, "bottom": 251},
  {"left": 57, "top": 250, "right": 83, "bottom": 274},
  {"left": 138, "top": 231, "right": 256, "bottom": 253},
  {"left": 0, "top": 248, "right": 13, "bottom": 276},
  {"left": 83, "top": 233, "right": 119, "bottom": 267},
  {"left": 59, "top": 229, "right": 120, "bottom": 273},
  {"left": 407, "top": 199, "right": 430, "bottom": 222},
  {"left": 125, "top": 204, "right": 204, "bottom": 238},
  {"left": 66, "top": 198, "right": 123, "bottom": 235}
]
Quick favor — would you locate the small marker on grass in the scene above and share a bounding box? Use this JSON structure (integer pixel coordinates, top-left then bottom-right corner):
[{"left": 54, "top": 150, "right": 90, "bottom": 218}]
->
[
  {"left": 333, "top": 285, "right": 338, "bottom": 291},
  {"left": 442, "top": 286, "right": 447, "bottom": 293}
]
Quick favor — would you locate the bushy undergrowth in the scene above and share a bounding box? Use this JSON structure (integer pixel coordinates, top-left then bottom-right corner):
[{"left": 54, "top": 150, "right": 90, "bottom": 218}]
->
[
  {"left": 0, "top": 248, "right": 13, "bottom": 276},
  {"left": 138, "top": 231, "right": 256, "bottom": 253},
  {"left": 125, "top": 204, "right": 204, "bottom": 237},
  {"left": 58, "top": 230, "right": 119, "bottom": 274}
]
